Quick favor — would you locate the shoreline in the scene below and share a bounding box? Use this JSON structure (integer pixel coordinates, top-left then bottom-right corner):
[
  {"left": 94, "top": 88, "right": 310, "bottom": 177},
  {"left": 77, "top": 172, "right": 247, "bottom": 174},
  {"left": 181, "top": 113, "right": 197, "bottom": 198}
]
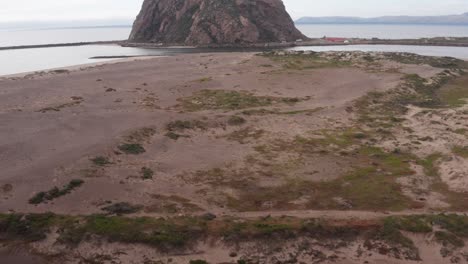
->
[
  {"left": 0, "top": 40, "right": 124, "bottom": 51},
  {"left": 0, "top": 55, "right": 164, "bottom": 79},
  {"left": 2, "top": 37, "right": 468, "bottom": 51},
  {"left": 2, "top": 47, "right": 468, "bottom": 78}
]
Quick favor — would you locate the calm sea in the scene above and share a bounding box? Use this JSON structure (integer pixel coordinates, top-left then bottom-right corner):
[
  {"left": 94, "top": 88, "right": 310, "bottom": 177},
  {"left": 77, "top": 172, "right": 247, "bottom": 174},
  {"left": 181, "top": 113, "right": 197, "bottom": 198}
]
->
[
  {"left": 297, "top": 24, "right": 468, "bottom": 39},
  {"left": 0, "top": 26, "right": 132, "bottom": 47},
  {"left": 1, "top": 24, "right": 468, "bottom": 76}
]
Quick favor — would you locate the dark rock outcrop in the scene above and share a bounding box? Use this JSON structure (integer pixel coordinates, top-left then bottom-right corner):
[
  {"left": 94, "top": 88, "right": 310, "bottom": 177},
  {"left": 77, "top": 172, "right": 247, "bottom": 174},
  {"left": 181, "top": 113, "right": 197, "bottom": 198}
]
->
[{"left": 129, "top": 0, "right": 306, "bottom": 45}]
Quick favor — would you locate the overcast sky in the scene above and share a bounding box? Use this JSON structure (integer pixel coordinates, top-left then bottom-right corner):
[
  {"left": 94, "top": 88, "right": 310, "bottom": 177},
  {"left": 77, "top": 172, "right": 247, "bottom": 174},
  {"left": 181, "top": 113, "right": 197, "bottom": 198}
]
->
[{"left": 1, "top": 0, "right": 468, "bottom": 23}]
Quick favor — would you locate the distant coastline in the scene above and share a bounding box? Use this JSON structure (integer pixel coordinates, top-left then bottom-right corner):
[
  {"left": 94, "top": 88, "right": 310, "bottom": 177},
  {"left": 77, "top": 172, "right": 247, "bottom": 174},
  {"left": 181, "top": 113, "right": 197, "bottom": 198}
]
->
[{"left": 296, "top": 12, "right": 468, "bottom": 25}]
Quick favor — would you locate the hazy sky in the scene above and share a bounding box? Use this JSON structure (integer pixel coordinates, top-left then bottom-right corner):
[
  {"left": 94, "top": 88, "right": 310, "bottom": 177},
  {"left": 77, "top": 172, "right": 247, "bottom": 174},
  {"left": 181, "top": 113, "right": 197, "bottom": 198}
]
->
[{"left": 1, "top": 0, "right": 468, "bottom": 22}]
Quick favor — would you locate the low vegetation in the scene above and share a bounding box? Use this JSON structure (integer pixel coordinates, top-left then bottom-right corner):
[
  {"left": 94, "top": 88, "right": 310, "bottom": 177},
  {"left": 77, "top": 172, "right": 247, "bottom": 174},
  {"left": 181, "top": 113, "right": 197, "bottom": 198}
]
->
[
  {"left": 165, "top": 131, "right": 184, "bottom": 140},
  {"left": 90, "top": 156, "right": 111, "bottom": 166},
  {"left": 118, "top": 143, "right": 146, "bottom": 155},
  {"left": 452, "top": 145, "right": 468, "bottom": 158},
  {"left": 124, "top": 127, "right": 157, "bottom": 143},
  {"left": 36, "top": 99, "right": 83, "bottom": 113},
  {"left": 241, "top": 107, "right": 323, "bottom": 116},
  {"left": 383, "top": 52, "right": 468, "bottom": 69},
  {"left": 438, "top": 74, "right": 468, "bottom": 107},
  {"left": 227, "top": 116, "right": 246, "bottom": 126},
  {"left": 29, "top": 179, "right": 84, "bottom": 205},
  {"left": 261, "top": 51, "right": 351, "bottom": 70},
  {"left": 178, "top": 89, "right": 305, "bottom": 111},
  {"left": 141, "top": 167, "right": 154, "bottom": 179},
  {"left": 145, "top": 195, "right": 202, "bottom": 214},
  {"left": 1, "top": 213, "right": 467, "bottom": 257},
  {"left": 417, "top": 153, "right": 443, "bottom": 177},
  {"left": 101, "top": 202, "right": 143, "bottom": 215},
  {"left": 166, "top": 120, "right": 207, "bottom": 132},
  {"left": 222, "top": 125, "right": 419, "bottom": 211}
]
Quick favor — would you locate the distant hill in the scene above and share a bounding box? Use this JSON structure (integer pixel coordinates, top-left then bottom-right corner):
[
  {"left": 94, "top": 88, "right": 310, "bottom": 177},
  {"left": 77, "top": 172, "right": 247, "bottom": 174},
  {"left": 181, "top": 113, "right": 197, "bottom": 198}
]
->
[{"left": 296, "top": 13, "right": 468, "bottom": 25}]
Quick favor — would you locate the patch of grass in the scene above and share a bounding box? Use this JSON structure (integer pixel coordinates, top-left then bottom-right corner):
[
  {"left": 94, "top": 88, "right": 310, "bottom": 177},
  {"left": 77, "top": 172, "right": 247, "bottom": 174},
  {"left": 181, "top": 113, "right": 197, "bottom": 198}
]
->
[
  {"left": 190, "top": 260, "right": 209, "bottom": 264},
  {"left": 435, "top": 231, "right": 465, "bottom": 248},
  {"left": 430, "top": 178, "right": 468, "bottom": 211},
  {"left": 384, "top": 53, "right": 468, "bottom": 69},
  {"left": 0, "top": 213, "right": 57, "bottom": 241},
  {"left": 439, "top": 82, "right": 468, "bottom": 107},
  {"left": 241, "top": 107, "right": 322, "bottom": 116},
  {"left": 452, "top": 145, "right": 468, "bottom": 158},
  {"left": 187, "top": 168, "right": 252, "bottom": 189},
  {"left": 261, "top": 51, "right": 351, "bottom": 70},
  {"left": 285, "top": 129, "right": 367, "bottom": 153},
  {"left": 227, "top": 116, "right": 246, "bottom": 126},
  {"left": 454, "top": 128, "right": 467, "bottom": 135},
  {"left": 29, "top": 179, "right": 84, "bottom": 205},
  {"left": 166, "top": 120, "right": 207, "bottom": 132},
  {"left": 36, "top": 99, "right": 83, "bottom": 113},
  {"left": 141, "top": 167, "right": 154, "bottom": 179},
  {"left": 165, "top": 131, "right": 188, "bottom": 141},
  {"left": 0, "top": 213, "right": 207, "bottom": 249},
  {"left": 332, "top": 154, "right": 415, "bottom": 211},
  {"left": 417, "top": 153, "right": 443, "bottom": 176},
  {"left": 102, "top": 202, "right": 143, "bottom": 215},
  {"left": 90, "top": 156, "right": 111, "bottom": 167},
  {"left": 118, "top": 144, "right": 146, "bottom": 155},
  {"left": 379, "top": 217, "right": 417, "bottom": 248},
  {"left": 178, "top": 90, "right": 305, "bottom": 111},
  {"left": 1, "top": 212, "right": 467, "bottom": 254},
  {"left": 383, "top": 216, "right": 432, "bottom": 233},
  {"left": 228, "top": 164, "right": 414, "bottom": 212},
  {"left": 241, "top": 108, "right": 277, "bottom": 116},
  {"left": 72, "top": 215, "right": 206, "bottom": 249},
  {"left": 124, "top": 127, "right": 156, "bottom": 143},
  {"left": 429, "top": 214, "right": 468, "bottom": 238},
  {"left": 366, "top": 217, "right": 420, "bottom": 260},
  {"left": 234, "top": 143, "right": 417, "bottom": 211},
  {"left": 354, "top": 72, "right": 460, "bottom": 129},
  {"left": 223, "top": 219, "right": 297, "bottom": 239}
]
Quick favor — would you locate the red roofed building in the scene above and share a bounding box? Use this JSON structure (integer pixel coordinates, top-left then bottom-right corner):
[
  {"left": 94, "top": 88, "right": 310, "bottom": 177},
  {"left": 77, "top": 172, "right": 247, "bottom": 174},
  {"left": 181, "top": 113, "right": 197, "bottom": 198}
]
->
[{"left": 325, "top": 37, "right": 348, "bottom": 42}]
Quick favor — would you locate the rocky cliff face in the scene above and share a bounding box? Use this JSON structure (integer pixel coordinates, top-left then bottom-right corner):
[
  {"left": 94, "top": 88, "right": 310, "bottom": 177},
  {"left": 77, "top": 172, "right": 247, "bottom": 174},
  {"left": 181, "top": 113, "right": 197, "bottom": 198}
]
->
[{"left": 129, "top": 0, "right": 306, "bottom": 45}]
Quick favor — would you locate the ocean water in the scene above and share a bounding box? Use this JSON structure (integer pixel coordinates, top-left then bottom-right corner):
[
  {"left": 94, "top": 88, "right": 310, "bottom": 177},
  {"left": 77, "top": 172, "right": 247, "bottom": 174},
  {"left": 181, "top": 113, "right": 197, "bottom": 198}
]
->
[
  {"left": 297, "top": 24, "right": 468, "bottom": 39},
  {"left": 1, "top": 24, "right": 468, "bottom": 76},
  {"left": 2, "top": 24, "right": 468, "bottom": 47},
  {"left": 0, "top": 45, "right": 168, "bottom": 76},
  {"left": 0, "top": 26, "right": 132, "bottom": 47},
  {"left": 289, "top": 45, "right": 468, "bottom": 59}
]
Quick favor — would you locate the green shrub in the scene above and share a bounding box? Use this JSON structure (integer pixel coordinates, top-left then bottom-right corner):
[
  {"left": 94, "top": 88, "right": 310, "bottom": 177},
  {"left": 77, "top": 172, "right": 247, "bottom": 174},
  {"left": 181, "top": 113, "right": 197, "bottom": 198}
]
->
[
  {"left": 228, "top": 116, "right": 246, "bottom": 126},
  {"left": 118, "top": 144, "right": 146, "bottom": 155},
  {"left": 141, "top": 167, "right": 154, "bottom": 179},
  {"left": 91, "top": 156, "right": 111, "bottom": 166},
  {"left": 29, "top": 179, "right": 85, "bottom": 204}
]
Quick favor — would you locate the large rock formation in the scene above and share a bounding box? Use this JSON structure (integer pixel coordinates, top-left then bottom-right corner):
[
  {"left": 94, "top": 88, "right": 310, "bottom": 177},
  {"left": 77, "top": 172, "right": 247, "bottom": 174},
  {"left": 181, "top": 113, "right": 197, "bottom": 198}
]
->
[{"left": 129, "top": 0, "right": 306, "bottom": 45}]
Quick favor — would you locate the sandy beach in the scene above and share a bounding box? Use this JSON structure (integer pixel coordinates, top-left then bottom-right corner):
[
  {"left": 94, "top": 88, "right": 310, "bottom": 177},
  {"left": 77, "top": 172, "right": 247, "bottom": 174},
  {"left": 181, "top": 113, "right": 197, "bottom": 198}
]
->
[{"left": 0, "top": 51, "right": 468, "bottom": 263}]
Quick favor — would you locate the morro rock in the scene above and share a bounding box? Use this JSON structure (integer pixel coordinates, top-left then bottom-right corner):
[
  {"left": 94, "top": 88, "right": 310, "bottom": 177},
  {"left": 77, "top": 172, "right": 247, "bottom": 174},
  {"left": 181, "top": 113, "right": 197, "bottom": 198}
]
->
[{"left": 129, "top": 0, "right": 306, "bottom": 45}]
